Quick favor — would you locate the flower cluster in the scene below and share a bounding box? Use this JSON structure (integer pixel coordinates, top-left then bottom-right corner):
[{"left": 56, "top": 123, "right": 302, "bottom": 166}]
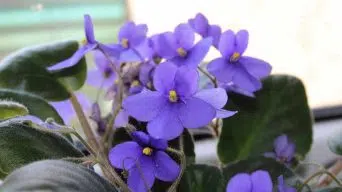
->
[
  {"left": 59, "top": 13, "right": 270, "bottom": 140},
  {"left": 46, "top": 13, "right": 272, "bottom": 192},
  {"left": 226, "top": 170, "right": 296, "bottom": 192}
]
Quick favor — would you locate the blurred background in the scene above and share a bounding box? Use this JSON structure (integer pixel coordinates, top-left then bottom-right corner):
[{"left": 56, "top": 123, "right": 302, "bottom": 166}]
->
[{"left": 1, "top": 0, "right": 341, "bottom": 176}]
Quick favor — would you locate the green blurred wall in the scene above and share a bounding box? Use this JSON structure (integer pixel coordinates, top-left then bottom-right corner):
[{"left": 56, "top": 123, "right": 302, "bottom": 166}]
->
[{"left": 0, "top": 0, "right": 127, "bottom": 58}]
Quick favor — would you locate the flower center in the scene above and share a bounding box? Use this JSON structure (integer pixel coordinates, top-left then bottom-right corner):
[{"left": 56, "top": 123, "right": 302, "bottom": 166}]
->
[
  {"left": 142, "top": 147, "right": 153, "bottom": 156},
  {"left": 121, "top": 38, "right": 129, "bottom": 48},
  {"left": 177, "top": 47, "right": 187, "bottom": 57},
  {"left": 153, "top": 55, "right": 162, "bottom": 64},
  {"left": 278, "top": 156, "right": 288, "bottom": 163},
  {"left": 168, "top": 90, "right": 178, "bottom": 102},
  {"left": 230, "top": 52, "right": 240, "bottom": 62},
  {"left": 131, "top": 80, "right": 140, "bottom": 87},
  {"left": 103, "top": 68, "right": 112, "bottom": 78},
  {"left": 121, "top": 170, "right": 129, "bottom": 178}
]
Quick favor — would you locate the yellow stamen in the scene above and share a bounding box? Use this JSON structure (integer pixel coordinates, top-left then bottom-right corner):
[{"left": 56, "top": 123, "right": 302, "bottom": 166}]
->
[
  {"left": 177, "top": 47, "right": 187, "bottom": 57},
  {"left": 114, "top": 79, "right": 119, "bottom": 84},
  {"left": 153, "top": 56, "right": 162, "bottom": 64},
  {"left": 103, "top": 68, "right": 112, "bottom": 78},
  {"left": 168, "top": 90, "right": 178, "bottom": 102},
  {"left": 121, "top": 170, "right": 129, "bottom": 178},
  {"left": 131, "top": 80, "right": 140, "bottom": 87},
  {"left": 121, "top": 38, "right": 129, "bottom": 48},
  {"left": 230, "top": 52, "right": 240, "bottom": 62},
  {"left": 142, "top": 147, "right": 153, "bottom": 156},
  {"left": 81, "top": 38, "right": 87, "bottom": 45}
]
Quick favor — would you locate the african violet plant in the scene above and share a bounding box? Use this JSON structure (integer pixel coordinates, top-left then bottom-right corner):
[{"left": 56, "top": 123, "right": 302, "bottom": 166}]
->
[{"left": 0, "top": 13, "right": 341, "bottom": 192}]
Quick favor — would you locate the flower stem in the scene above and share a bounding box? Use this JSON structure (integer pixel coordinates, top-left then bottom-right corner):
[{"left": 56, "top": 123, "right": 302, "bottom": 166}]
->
[
  {"left": 166, "top": 147, "right": 186, "bottom": 192},
  {"left": 98, "top": 47, "right": 125, "bottom": 152},
  {"left": 72, "top": 130, "right": 97, "bottom": 156},
  {"left": 209, "top": 118, "right": 220, "bottom": 137},
  {"left": 197, "top": 66, "right": 218, "bottom": 88},
  {"left": 69, "top": 93, "right": 99, "bottom": 151},
  {"left": 298, "top": 170, "right": 342, "bottom": 191},
  {"left": 98, "top": 157, "right": 131, "bottom": 192},
  {"left": 96, "top": 48, "right": 131, "bottom": 191}
]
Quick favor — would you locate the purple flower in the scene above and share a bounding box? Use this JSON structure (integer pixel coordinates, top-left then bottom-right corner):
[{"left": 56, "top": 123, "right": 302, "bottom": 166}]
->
[
  {"left": 188, "top": 13, "right": 222, "bottom": 48},
  {"left": 205, "top": 81, "right": 256, "bottom": 98},
  {"left": 112, "top": 101, "right": 129, "bottom": 128},
  {"left": 139, "top": 61, "right": 156, "bottom": 88},
  {"left": 158, "top": 24, "right": 212, "bottom": 68},
  {"left": 123, "top": 62, "right": 234, "bottom": 140},
  {"left": 278, "top": 175, "right": 297, "bottom": 192},
  {"left": 128, "top": 80, "right": 144, "bottom": 95},
  {"left": 110, "top": 22, "right": 148, "bottom": 62},
  {"left": 264, "top": 134, "right": 296, "bottom": 165},
  {"left": 89, "top": 102, "right": 107, "bottom": 133},
  {"left": 48, "top": 15, "right": 108, "bottom": 71},
  {"left": 221, "top": 82, "right": 256, "bottom": 98},
  {"left": 148, "top": 34, "right": 165, "bottom": 63},
  {"left": 114, "top": 109, "right": 130, "bottom": 128},
  {"left": 50, "top": 93, "right": 91, "bottom": 124},
  {"left": 90, "top": 102, "right": 129, "bottom": 133},
  {"left": 226, "top": 170, "right": 273, "bottom": 192},
  {"left": 194, "top": 87, "right": 237, "bottom": 118},
  {"left": 109, "top": 131, "right": 180, "bottom": 192},
  {"left": 133, "top": 36, "right": 158, "bottom": 62},
  {"left": 207, "top": 30, "right": 272, "bottom": 92},
  {"left": 86, "top": 50, "right": 117, "bottom": 88}
]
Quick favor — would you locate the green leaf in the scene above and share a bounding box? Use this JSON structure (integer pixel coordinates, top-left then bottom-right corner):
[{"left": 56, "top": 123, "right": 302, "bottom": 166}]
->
[
  {"left": 0, "top": 41, "right": 87, "bottom": 101},
  {"left": 178, "top": 164, "right": 224, "bottom": 192},
  {"left": 0, "top": 120, "right": 83, "bottom": 178},
  {"left": 316, "top": 187, "right": 342, "bottom": 192},
  {"left": 218, "top": 75, "right": 313, "bottom": 164},
  {"left": 0, "top": 89, "right": 64, "bottom": 123},
  {"left": 169, "top": 129, "right": 196, "bottom": 165},
  {"left": 328, "top": 129, "right": 342, "bottom": 155},
  {"left": 222, "top": 157, "right": 300, "bottom": 185},
  {"left": 0, "top": 100, "right": 28, "bottom": 120},
  {"left": 0, "top": 160, "right": 118, "bottom": 192}
]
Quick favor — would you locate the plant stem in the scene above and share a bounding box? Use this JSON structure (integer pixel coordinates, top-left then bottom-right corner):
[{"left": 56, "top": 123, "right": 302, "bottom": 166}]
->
[
  {"left": 104, "top": 91, "right": 123, "bottom": 150},
  {"left": 197, "top": 66, "right": 218, "bottom": 88},
  {"left": 298, "top": 170, "right": 342, "bottom": 191},
  {"left": 166, "top": 147, "right": 186, "bottom": 192},
  {"left": 96, "top": 47, "right": 131, "bottom": 191},
  {"left": 318, "top": 159, "right": 342, "bottom": 187},
  {"left": 72, "top": 130, "right": 97, "bottom": 156},
  {"left": 70, "top": 93, "right": 100, "bottom": 151},
  {"left": 98, "top": 47, "right": 125, "bottom": 152},
  {"left": 209, "top": 118, "right": 220, "bottom": 137},
  {"left": 98, "top": 157, "right": 131, "bottom": 192}
]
